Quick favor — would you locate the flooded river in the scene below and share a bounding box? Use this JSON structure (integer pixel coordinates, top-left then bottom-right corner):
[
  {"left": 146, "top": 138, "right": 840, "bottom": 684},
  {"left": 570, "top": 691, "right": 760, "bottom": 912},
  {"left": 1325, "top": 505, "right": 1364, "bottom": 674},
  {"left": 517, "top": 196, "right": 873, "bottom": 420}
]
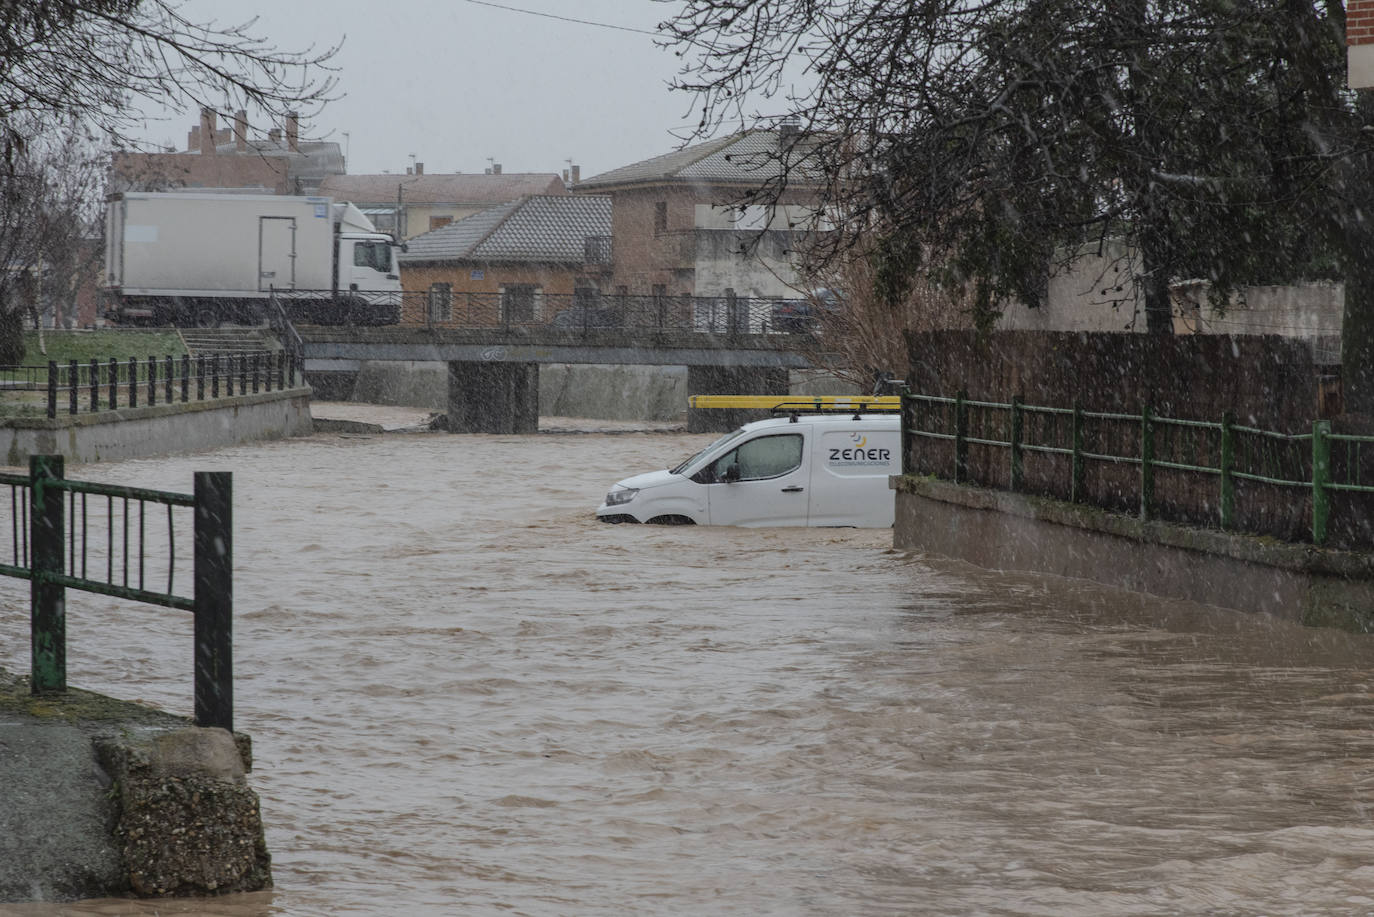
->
[{"left": 4, "top": 418, "right": 1374, "bottom": 916}]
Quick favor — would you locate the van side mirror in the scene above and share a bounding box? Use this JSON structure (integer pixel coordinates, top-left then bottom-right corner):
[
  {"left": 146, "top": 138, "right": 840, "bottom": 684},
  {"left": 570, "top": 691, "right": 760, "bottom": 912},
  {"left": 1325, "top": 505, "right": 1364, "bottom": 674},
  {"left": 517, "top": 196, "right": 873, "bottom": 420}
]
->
[{"left": 723, "top": 463, "right": 741, "bottom": 483}]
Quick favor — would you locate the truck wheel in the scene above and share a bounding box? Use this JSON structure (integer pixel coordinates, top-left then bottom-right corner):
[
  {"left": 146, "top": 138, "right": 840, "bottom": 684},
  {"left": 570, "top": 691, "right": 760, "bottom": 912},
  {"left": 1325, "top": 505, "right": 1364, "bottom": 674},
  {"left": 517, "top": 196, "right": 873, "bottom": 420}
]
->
[{"left": 193, "top": 308, "right": 220, "bottom": 329}]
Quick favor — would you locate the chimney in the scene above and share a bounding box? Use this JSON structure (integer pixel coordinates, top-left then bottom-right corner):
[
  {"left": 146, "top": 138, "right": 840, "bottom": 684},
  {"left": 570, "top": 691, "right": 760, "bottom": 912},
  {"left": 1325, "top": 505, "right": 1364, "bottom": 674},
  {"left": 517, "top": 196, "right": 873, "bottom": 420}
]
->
[
  {"left": 415, "top": 162, "right": 424, "bottom": 175},
  {"left": 234, "top": 109, "right": 248, "bottom": 153},
  {"left": 571, "top": 164, "right": 580, "bottom": 184},
  {"left": 779, "top": 118, "right": 801, "bottom": 150},
  {"left": 188, "top": 125, "right": 201, "bottom": 152},
  {"left": 269, "top": 128, "right": 282, "bottom": 145},
  {"left": 199, "top": 107, "right": 216, "bottom": 156},
  {"left": 492, "top": 162, "right": 502, "bottom": 175},
  {"left": 286, "top": 112, "right": 299, "bottom": 153}
]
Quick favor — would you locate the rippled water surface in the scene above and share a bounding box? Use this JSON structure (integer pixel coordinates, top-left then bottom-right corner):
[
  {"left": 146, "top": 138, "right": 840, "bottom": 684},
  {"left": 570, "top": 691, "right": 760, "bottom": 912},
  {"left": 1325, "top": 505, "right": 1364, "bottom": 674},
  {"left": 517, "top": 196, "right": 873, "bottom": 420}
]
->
[{"left": 4, "top": 424, "right": 1374, "bottom": 916}]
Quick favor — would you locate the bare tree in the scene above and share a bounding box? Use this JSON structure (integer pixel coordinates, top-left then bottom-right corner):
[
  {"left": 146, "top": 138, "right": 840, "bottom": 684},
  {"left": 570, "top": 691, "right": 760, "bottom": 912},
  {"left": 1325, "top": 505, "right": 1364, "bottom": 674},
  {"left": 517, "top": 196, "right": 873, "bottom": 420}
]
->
[
  {"left": 0, "top": 117, "right": 109, "bottom": 359},
  {"left": 33, "top": 122, "right": 110, "bottom": 334},
  {"left": 0, "top": 0, "right": 340, "bottom": 360},
  {"left": 790, "top": 235, "right": 974, "bottom": 390},
  {"left": 0, "top": 1, "right": 338, "bottom": 156},
  {"left": 663, "top": 1, "right": 1357, "bottom": 337}
]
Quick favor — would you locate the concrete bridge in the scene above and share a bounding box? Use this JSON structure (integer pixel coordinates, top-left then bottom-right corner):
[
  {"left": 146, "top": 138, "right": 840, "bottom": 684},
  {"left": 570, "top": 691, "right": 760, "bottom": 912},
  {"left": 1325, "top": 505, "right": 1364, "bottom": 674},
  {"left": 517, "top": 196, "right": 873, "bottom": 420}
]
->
[{"left": 298, "top": 325, "right": 815, "bottom": 432}]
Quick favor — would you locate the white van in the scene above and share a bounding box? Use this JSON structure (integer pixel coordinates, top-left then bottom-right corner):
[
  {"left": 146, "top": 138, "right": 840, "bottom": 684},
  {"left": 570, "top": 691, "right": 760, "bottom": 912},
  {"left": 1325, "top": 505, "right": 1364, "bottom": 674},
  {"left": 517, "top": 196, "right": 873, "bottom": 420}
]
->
[{"left": 596, "top": 412, "right": 900, "bottom": 527}]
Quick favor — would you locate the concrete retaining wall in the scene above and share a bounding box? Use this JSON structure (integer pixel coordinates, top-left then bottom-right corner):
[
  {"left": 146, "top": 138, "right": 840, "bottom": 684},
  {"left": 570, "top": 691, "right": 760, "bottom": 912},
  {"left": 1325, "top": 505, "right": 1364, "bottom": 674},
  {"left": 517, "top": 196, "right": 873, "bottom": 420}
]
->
[
  {"left": 0, "top": 669, "right": 269, "bottom": 901},
  {"left": 335, "top": 361, "right": 860, "bottom": 422},
  {"left": 541, "top": 364, "right": 688, "bottom": 421},
  {"left": 892, "top": 476, "right": 1374, "bottom": 632},
  {"left": 346, "top": 361, "right": 689, "bottom": 420},
  {"left": 1, "top": 388, "right": 313, "bottom": 464}
]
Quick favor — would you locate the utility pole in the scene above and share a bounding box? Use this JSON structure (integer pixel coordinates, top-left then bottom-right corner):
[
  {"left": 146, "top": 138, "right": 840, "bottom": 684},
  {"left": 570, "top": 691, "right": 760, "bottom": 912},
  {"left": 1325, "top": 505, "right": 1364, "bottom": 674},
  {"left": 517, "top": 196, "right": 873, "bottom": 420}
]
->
[{"left": 1343, "top": 1, "right": 1374, "bottom": 418}]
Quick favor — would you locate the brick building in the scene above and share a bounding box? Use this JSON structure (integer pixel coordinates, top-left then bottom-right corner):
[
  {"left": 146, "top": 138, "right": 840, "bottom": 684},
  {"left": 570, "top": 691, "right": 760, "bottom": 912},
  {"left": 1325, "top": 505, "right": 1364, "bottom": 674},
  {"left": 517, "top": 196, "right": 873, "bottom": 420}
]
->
[
  {"left": 110, "top": 109, "right": 344, "bottom": 195},
  {"left": 1352, "top": 0, "right": 1374, "bottom": 87},
  {"left": 571, "top": 129, "right": 826, "bottom": 327},
  {"left": 398, "top": 194, "right": 612, "bottom": 327}
]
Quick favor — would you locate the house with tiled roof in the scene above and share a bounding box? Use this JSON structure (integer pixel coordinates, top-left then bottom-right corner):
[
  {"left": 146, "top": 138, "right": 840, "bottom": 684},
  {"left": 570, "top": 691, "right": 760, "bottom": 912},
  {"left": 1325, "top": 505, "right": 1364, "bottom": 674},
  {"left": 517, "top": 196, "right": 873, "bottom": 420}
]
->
[
  {"left": 572, "top": 128, "right": 826, "bottom": 330},
  {"left": 318, "top": 167, "right": 568, "bottom": 241},
  {"left": 397, "top": 194, "right": 612, "bottom": 327}
]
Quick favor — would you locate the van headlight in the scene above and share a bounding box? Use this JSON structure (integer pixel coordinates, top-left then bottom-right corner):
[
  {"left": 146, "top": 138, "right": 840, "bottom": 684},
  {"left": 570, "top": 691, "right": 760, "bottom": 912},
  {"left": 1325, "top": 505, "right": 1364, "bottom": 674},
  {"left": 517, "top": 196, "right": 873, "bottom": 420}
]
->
[{"left": 604, "top": 487, "right": 638, "bottom": 506}]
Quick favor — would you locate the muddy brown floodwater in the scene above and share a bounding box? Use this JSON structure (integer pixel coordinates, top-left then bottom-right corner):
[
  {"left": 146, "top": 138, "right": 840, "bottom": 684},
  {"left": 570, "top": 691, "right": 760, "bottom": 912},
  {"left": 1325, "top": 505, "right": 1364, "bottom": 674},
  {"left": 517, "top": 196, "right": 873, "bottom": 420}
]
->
[{"left": 3, "top": 422, "right": 1374, "bottom": 916}]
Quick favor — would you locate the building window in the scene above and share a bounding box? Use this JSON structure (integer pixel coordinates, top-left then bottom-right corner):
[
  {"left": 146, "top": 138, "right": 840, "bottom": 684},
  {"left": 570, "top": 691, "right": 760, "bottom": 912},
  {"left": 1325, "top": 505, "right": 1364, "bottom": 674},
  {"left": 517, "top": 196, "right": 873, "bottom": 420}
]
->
[
  {"left": 429, "top": 216, "right": 453, "bottom": 231},
  {"left": 584, "top": 235, "right": 612, "bottom": 264},
  {"left": 428, "top": 282, "right": 452, "bottom": 323},
  {"left": 574, "top": 279, "right": 599, "bottom": 310},
  {"left": 367, "top": 210, "right": 398, "bottom": 234},
  {"left": 654, "top": 201, "right": 667, "bottom": 234},
  {"left": 501, "top": 284, "right": 540, "bottom": 323}
]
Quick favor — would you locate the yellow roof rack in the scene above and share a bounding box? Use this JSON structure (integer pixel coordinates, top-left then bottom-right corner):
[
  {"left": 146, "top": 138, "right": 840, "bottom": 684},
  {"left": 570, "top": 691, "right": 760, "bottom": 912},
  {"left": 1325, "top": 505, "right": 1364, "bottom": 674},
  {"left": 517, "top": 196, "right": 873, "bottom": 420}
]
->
[{"left": 688, "top": 395, "right": 901, "bottom": 411}]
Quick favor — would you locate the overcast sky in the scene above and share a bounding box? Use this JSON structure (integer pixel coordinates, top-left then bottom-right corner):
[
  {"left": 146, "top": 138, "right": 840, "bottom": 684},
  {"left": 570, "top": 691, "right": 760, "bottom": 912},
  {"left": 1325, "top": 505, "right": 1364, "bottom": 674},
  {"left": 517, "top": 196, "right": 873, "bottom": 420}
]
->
[{"left": 138, "top": 0, "right": 729, "bottom": 180}]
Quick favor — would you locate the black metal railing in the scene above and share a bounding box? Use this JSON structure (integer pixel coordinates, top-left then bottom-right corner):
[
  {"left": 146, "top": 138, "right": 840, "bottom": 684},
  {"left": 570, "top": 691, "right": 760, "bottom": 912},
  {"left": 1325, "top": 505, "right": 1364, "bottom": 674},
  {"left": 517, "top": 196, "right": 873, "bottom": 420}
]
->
[
  {"left": 269, "top": 292, "right": 306, "bottom": 382},
  {"left": 280, "top": 288, "right": 827, "bottom": 336},
  {"left": 11, "top": 351, "right": 301, "bottom": 419},
  {"left": 0, "top": 456, "right": 234, "bottom": 730},
  {"left": 394, "top": 289, "right": 819, "bottom": 335}
]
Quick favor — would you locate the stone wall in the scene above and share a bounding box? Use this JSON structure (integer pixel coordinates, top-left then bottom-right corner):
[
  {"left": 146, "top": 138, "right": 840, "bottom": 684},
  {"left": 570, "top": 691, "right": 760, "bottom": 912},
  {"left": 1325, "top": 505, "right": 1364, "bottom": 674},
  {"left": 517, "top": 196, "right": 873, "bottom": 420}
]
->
[
  {"left": 907, "top": 330, "right": 1320, "bottom": 427},
  {"left": 0, "top": 670, "right": 270, "bottom": 901}
]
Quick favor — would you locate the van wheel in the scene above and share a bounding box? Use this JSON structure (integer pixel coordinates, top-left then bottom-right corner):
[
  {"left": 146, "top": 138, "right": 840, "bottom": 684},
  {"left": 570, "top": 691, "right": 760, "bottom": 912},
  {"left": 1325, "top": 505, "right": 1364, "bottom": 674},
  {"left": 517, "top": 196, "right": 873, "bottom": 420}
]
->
[{"left": 647, "top": 515, "right": 696, "bottom": 525}]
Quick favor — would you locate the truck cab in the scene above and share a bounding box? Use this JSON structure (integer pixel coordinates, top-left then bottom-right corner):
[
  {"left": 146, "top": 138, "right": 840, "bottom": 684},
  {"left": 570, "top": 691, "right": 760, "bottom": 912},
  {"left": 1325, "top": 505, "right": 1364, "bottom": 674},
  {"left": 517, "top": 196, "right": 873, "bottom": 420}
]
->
[
  {"left": 330, "top": 203, "right": 403, "bottom": 323},
  {"left": 596, "top": 410, "right": 900, "bottom": 528},
  {"left": 339, "top": 234, "right": 400, "bottom": 291}
]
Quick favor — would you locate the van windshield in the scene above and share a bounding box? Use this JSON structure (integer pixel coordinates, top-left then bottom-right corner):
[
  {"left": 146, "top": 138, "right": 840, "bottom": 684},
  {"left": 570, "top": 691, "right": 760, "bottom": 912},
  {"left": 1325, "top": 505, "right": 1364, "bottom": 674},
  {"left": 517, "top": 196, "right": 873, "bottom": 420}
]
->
[{"left": 670, "top": 428, "right": 746, "bottom": 474}]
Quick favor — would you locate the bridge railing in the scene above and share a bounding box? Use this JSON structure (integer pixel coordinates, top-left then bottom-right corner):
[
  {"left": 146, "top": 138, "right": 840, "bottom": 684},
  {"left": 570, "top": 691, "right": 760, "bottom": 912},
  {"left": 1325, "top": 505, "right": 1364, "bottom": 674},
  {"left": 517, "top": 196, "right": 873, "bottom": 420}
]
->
[
  {"left": 0, "top": 457, "right": 234, "bottom": 730},
  {"left": 282, "top": 289, "right": 818, "bottom": 335},
  {"left": 902, "top": 390, "right": 1374, "bottom": 549},
  {"left": 405, "top": 289, "right": 822, "bottom": 335}
]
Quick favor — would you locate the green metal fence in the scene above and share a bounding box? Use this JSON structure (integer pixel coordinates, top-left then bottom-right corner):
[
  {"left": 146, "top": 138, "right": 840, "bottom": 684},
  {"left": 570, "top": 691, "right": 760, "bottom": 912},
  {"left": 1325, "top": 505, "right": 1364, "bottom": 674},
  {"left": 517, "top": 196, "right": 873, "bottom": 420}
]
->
[
  {"left": 0, "top": 456, "right": 234, "bottom": 730},
  {"left": 902, "top": 391, "right": 1374, "bottom": 547}
]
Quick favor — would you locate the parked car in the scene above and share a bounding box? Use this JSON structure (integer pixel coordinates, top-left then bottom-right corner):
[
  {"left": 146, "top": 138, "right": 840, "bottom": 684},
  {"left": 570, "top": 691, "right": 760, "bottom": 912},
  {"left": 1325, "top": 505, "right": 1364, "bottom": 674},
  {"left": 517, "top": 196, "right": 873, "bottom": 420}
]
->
[
  {"left": 769, "top": 288, "right": 841, "bottom": 334},
  {"left": 596, "top": 409, "right": 899, "bottom": 527}
]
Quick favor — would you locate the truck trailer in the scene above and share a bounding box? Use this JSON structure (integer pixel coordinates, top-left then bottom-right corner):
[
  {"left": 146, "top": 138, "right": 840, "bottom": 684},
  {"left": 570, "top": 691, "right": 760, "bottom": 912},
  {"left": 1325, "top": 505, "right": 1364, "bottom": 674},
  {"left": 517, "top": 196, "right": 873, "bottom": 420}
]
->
[{"left": 102, "top": 191, "right": 404, "bottom": 327}]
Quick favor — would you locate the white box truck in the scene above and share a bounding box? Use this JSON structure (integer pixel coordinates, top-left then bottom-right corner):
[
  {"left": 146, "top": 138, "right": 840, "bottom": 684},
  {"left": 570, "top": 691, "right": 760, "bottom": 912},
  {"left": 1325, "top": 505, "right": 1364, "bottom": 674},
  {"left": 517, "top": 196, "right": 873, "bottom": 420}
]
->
[{"left": 102, "top": 191, "right": 404, "bottom": 327}]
